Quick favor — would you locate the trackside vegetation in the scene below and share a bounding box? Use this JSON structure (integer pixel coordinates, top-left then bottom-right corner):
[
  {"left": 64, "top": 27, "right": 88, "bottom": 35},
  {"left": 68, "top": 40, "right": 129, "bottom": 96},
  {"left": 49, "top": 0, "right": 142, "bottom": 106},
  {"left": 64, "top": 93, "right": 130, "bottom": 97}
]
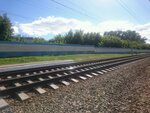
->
[{"left": 0, "top": 54, "right": 131, "bottom": 65}]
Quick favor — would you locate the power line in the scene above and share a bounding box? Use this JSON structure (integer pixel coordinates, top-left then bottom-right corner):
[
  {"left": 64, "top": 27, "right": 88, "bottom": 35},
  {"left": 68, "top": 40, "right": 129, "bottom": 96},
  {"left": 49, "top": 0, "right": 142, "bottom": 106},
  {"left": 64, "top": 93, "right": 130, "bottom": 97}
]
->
[
  {"left": 19, "top": 0, "right": 56, "bottom": 13},
  {"left": 64, "top": 0, "right": 87, "bottom": 13},
  {"left": 119, "top": 0, "right": 143, "bottom": 23},
  {"left": 117, "top": 0, "right": 142, "bottom": 23},
  {"left": 18, "top": 0, "right": 100, "bottom": 22},
  {"left": 139, "top": 0, "right": 150, "bottom": 18},
  {"left": 49, "top": 0, "right": 100, "bottom": 22},
  {"left": 64, "top": 0, "right": 101, "bottom": 20}
]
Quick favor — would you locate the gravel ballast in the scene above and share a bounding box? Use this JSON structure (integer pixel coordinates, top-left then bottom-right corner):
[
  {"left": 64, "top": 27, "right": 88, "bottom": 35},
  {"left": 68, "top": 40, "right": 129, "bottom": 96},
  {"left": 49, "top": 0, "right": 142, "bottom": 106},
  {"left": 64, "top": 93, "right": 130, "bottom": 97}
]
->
[{"left": 2, "top": 58, "right": 150, "bottom": 113}]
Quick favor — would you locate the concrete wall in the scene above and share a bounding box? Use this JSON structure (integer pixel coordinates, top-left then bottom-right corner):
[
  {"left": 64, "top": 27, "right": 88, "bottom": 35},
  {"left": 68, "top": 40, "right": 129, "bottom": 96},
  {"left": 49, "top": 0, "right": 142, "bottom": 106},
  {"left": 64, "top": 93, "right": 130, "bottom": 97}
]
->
[
  {"left": 0, "top": 42, "right": 94, "bottom": 52},
  {"left": 0, "top": 41, "right": 149, "bottom": 58},
  {"left": 94, "top": 47, "right": 132, "bottom": 53}
]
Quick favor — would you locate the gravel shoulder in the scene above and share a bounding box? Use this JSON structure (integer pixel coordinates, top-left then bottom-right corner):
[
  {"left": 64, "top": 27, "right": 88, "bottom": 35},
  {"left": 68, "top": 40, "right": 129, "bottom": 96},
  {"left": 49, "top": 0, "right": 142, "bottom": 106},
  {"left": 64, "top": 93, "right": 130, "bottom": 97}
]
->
[{"left": 3, "top": 58, "right": 150, "bottom": 113}]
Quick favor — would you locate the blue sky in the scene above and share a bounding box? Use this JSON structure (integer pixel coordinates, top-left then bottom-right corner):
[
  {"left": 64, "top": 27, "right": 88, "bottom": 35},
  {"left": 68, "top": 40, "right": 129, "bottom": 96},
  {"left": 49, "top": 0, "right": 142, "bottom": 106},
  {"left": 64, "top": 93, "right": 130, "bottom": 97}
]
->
[{"left": 0, "top": 0, "right": 150, "bottom": 43}]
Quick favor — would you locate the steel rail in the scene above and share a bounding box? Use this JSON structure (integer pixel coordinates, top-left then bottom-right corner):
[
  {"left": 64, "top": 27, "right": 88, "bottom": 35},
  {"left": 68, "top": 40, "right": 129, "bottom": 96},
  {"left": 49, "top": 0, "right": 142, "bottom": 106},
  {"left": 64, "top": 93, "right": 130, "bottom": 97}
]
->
[
  {"left": 0, "top": 55, "right": 138, "bottom": 77},
  {"left": 0, "top": 55, "right": 141, "bottom": 84},
  {"left": 0, "top": 55, "right": 148, "bottom": 97}
]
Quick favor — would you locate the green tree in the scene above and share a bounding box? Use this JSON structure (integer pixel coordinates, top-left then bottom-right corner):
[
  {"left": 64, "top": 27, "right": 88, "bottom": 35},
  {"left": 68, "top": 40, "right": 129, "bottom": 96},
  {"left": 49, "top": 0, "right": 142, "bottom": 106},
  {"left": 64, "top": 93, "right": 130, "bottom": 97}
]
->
[
  {"left": 64, "top": 30, "right": 74, "bottom": 44},
  {"left": 0, "top": 14, "right": 13, "bottom": 41},
  {"left": 72, "top": 30, "right": 83, "bottom": 44},
  {"left": 100, "top": 35, "right": 122, "bottom": 48},
  {"left": 82, "top": 32, "right": 101, "bottom": 46},
  {"left": 10, "top": 35, "right": 25, "bottom": 42},
  {"left": 104, "top": 30, "right": 146, "bottom": 43},
  {"left": 32, "top": 37, "right": 46, "bottom": 43},
  {"left": 52, "top": 34, "right": 65, "bottom": 44},
  {"left": 50, "top": 29, "right": 150, "bottom": 49}
]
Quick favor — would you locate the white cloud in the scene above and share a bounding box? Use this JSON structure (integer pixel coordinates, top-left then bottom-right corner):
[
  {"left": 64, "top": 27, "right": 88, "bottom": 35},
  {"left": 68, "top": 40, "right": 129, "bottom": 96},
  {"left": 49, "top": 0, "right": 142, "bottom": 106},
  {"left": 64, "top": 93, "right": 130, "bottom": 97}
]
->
[
  {"left": 14, "top": 16, "right": 96, "bottom": 36},
  {"left": 97, "top": 20, "right": 135, "bottom": 34},
  {"left": 135, "top": 23, "right": 150, "bottom": 43},
  {"left": 13, "top": 16, "right": 150, "bottom": 43},
  {"left": 12, "top": 26, "right": 19, "bottom": 34}
]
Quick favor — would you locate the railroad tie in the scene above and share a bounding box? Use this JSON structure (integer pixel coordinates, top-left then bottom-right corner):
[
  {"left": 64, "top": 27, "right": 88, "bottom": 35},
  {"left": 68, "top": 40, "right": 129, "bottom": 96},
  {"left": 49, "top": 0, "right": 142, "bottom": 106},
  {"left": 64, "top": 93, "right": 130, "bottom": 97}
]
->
[
  {"left": 97, "top": 71, "right": 104, "bottom": 75},
  {"left": 105, "top": 69, "right": 112, "bottom": 72},
  {"left": 85, "top": 74, "right": 93, "bottom": 78},
  {"left": 101, "top": 70, "right": 108, "bottom": 73},
  {"left": 56, "top": 68, "right": 60, "bottom": 70},
  {"left": 61, "top": 80, "right": 70, "bottom": 86},
  {"left": 76, "top": 70, "right": 80, "bottom": 72},
  {"left": 84, "top": 68, "right": 89, "bottom": 70},
  {"left": 57, "top": 74, "right": 70, "bottom": 86},
  {"left": 14, "top": 83, "right": 30, "bottom": 101},
  {"left": 80, "top": 69, "right": 85, "bottom": 71},
  {"left": 91, "top": 72, "right": 98, "bottom": 76},
  {"left": 40, "top": 71, "right": 44, "bottom": 73},
  {"left": 27, "top": 80, "right": 46, "bottom": 94},
  {"left": 7, "top": 76, "right": 12, "bottom": 79},
  {"left": 109, "top": 68, "right": 115, "bottom": 70},
  {"left": 35, "top": 87, "right": 46, "bottom": 94},
  {"left": 48, "top": 76, "right": 53, "bottom": 79},
  {"left": 51, "top": 69, "right": 55, "bottom": 71},
  {"left": 57, "top": 74, "right": 62, "bottom": 77},
  {"left": 0, "top": 99, "right": 9, "bottom": 110},
  {"left": 70, "top": 78, "right": 79, "bottom": 83},
  {"left": 25, "top": 73, "right": 29, "bottom": 76},
  {"left": 0, "top": 86, "right": 6, "bottom": 90},
  {"left": 16, "top": 74, "right": 21, "bottom": 77},
  {"left": 49, "top": 84, "right": 59, "bottom": 90},
  {"left": 17, "top": 92, "right": 30, "bottom": 101},
  {"left": 63, "top": 73, "right": 68, "bottom": 75},
  {"left": 0, "top": 86, "right": 9, "bottom": 109},
  {"left": 38, "top": 78, "right": 46, "bottom": 93},
  {"left": 6, "top": 76, "right": 30, "bottom": 101},
  {"left": 92, "top": 67, "right": 96, "bottom": 69},
  {"left": 79, "top": 76, "right": 87, "bottom": 80},
  {"left": 38, "top": 78, "right": 44, "bottom": 81},
  {"left": 45, "top": 70, "right": 49, "bottom": 72},
  {"left": 113, "top": 67, "right": 118, "bottom": 69},
  {"left": 89, "top": 67, "right": 93, "bottom": 69},
  {"left": 70, "top": 71, "right": 74, "bottom": 74},
  {"left": 33, "top": 72, "right": 37, "bottom": 74}
]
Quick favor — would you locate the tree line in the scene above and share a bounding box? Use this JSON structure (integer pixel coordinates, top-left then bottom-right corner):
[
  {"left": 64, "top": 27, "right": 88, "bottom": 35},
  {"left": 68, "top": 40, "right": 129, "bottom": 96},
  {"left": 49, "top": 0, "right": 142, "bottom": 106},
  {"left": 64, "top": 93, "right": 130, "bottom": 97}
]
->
[
  {"left": 0, "top": 14, "right": 150, "bottom": 49},
  {"left": 49, "top": 30, "right": 150, "bottom": 49}
]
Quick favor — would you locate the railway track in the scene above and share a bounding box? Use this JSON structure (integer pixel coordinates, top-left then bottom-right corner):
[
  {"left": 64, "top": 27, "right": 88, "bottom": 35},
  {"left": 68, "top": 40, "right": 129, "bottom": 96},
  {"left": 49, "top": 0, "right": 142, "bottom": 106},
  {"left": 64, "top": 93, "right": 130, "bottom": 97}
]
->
[{"left": 0, "top": 54, "right": 149, "bottom": 109}]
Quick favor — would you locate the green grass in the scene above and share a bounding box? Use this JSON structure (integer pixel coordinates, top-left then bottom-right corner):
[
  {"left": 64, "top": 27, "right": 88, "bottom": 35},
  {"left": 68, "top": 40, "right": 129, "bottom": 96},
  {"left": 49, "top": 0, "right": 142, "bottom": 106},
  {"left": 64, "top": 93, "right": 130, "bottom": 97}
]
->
[{"left": 0, "top": 54, "right": 131, "bottom": 66}]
